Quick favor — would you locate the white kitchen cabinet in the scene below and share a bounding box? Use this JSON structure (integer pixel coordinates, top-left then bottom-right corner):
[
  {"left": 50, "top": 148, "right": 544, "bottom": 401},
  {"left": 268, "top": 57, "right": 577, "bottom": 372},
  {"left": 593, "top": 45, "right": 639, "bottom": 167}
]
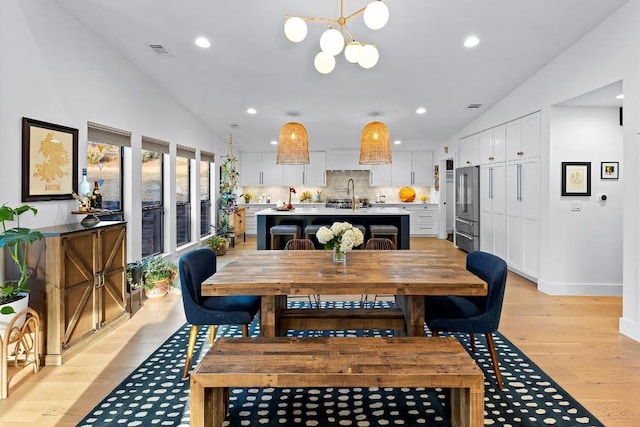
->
[
  {"left": 506, "top": 157, "right": 540, "bottom": 279},
  {"left": 479, "top": 125, "right": 506, "bottom": 165},
  {"left": 411, "top": 151, "right": 434, "bottom": 186},
  {"left": 506, "top": 112, "right": 541, "bottom": 161},
  {"left": 325, "top": 151, "right": 370, "bottom": 170},
  {"left": 391, "top": 152, "right": 434, "bottom": 187},
  {"left": 480, "top": 163, "right": 506, "bottom": 259},
  {"left": 239, "top": 152, "right": 283, "bottom": 186},
  {"left": 281, "top": 151, "right": 326, "bottom": 186},
  {"left": 381, "top": 203, "right": 438, "bottom": 236},
  {"left": 410, "top": 203, "right": 439, "bottom": 236},
  {"left": 459, "top": 133, "right": 480, "bottom": 166},
  {"left": 243, "top": 204, "right": 274, "bottom": 235},
  {"left": 370, "top": 164, "right": 392, "bottom": 186},
  {"left": 304, "top": 151, "right": 326, "bottom": 186}
]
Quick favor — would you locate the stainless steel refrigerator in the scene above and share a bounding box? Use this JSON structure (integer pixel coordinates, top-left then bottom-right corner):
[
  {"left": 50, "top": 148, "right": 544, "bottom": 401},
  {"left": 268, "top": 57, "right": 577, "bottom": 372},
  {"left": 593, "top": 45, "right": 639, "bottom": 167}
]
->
[{"left": 455, "top": 165, "right": 480, "bottom": 253}]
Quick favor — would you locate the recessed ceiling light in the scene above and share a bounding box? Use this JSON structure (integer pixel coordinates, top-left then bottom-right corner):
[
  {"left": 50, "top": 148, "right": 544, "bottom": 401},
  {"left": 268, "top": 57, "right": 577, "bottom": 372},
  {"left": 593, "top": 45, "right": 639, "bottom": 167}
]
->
[
  {"left": 616, "top": 94, "right": 624, "bottom": 99},
  {"left": 393, "top": 140, "right": 402, "bottom": 145},
  {"left": 416, "top": 107, "right": 427, "bottom": 114},
  {"left": 247, "top": 108, "right": 257, "bottom": 114},
  {"left": 270, "top": 140, "right": 278, "bottom": 145},
  {"left": 464, "top": 36, "right": 480, "bottom": 48},
  {"left": 195, "top": 37, "right": 211, "bottom": 48}
]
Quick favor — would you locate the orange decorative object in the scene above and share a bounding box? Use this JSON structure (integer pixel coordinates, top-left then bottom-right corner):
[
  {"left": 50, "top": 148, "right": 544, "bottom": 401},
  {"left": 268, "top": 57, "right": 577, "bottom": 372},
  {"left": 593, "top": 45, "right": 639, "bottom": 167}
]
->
[{"left": 399, "top": 187, "right": 416, "bottom": 202}]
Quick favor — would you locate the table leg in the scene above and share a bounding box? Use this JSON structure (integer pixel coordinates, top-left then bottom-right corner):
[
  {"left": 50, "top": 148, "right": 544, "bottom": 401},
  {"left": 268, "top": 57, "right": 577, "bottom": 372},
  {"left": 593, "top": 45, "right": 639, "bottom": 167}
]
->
[
  {"left": 403, "top": 295, "right": 426, "bottom": 337},
  {"left": 260, "top": 296, "right": 277, "bottom": 337}
]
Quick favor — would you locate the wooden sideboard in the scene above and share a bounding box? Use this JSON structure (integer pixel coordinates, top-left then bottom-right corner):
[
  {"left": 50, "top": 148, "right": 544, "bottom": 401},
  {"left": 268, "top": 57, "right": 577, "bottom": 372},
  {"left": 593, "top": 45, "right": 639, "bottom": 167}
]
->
[{"left": 29, "top": 221, "right": 128, "bottom": 365}]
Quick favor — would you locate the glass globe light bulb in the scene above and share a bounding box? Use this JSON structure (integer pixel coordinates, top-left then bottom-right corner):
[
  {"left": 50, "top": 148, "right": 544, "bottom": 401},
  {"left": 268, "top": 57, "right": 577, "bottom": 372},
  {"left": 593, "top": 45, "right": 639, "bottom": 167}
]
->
[
  {"left": 284, "top": 17, "right": 308, "bottom": 42},
  {"left": 314, "top": 51, "right": 336, "bottom": 74},
  {"left": 358, "top": 44, "right": 379, "bottom": 69},
  {"left": 320, "top": 28, "right": 344, "bottom": 56},
  {"left": 344, "top": 42, "right": 362, "bottom": 63},
  {"left": 364, "top": 1, "right": 389, "bottom": 30}
]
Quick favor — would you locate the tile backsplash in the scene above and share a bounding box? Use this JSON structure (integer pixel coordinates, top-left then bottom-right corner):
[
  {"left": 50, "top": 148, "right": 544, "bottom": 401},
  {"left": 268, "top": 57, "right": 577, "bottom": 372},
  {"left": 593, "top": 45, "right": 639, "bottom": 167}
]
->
[{"left": 241, "top": 170, "right": 431, "bottom": 204}]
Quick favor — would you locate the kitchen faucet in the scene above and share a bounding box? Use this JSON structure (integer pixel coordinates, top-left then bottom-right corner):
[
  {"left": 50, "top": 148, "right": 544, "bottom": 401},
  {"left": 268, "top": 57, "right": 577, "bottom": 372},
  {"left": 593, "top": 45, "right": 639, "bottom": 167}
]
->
[{"left": 347, "top": 178, "right": 357, "bottom": 210}]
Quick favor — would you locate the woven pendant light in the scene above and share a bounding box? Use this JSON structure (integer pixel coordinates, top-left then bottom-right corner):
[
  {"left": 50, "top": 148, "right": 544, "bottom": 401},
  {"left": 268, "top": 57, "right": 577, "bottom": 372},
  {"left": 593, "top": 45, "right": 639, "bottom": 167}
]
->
[
  {"left": 277, "top": 122, "right": 310, "bottom": 164},
  {"left": 359, "top": 121, "right": 392, "bottom": 164}
]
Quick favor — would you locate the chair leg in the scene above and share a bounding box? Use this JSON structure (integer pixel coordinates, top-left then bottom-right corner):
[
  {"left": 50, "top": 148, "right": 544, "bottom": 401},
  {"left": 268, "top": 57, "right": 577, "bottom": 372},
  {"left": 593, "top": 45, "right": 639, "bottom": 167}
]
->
[
  {"left": 469, "top": 333, "right": 477, "bottom": 353},
  {"left": 431, "top": 330, "right": 440, "bottom": 337},
  {"left": 242, "top": 324, "right": 249, "bottom": 337},
  {"left": 182, "top": 324, "right": 199, "bottom": 379},
  {"left": 485, "top": 332, "right": 504, "bottom": 390},
  {"left": 209, "top": 325, "right": 217, "bottom": 344}
]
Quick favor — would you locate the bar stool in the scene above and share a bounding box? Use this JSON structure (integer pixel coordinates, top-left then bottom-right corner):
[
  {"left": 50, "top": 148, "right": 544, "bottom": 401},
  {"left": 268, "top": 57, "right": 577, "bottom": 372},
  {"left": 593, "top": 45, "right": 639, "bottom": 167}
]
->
[
  {"left": 369, "top": 225, "right": 398, "bottom": 248},
  {"left": 304, "top": 224, "right": 328, "bottom": 248},
  {"left": 269, "top": 225, "right": 299, "bottom": 249}
]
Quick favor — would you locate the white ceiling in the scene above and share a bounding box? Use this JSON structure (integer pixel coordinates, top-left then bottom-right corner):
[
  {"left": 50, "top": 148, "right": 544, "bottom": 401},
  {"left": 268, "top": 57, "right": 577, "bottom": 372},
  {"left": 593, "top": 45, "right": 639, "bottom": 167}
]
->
[{"left": 54, "top": 0, "right": 628, "bottom": 154}]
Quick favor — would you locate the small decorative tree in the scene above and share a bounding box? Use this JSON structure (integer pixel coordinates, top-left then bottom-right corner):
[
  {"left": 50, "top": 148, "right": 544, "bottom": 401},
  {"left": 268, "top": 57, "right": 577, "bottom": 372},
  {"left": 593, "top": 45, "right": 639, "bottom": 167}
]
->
[{"left": 218, "top": 135, "right": 238, "bottom": 238}]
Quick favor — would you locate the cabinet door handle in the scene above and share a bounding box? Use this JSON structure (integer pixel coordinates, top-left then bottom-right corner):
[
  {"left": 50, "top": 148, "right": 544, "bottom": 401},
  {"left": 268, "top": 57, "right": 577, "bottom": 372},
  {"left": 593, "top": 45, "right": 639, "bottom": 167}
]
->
[
  {"left": 517, "top": 163, "right": 523, "bottom": 201},
  {"left": 489, "top": 167, "right": 494, "bottom": 199},
  {"left": 489, "top": 156, "right": 494, "bottom": 161},
  {"left": 466, "top": 160, "right": 471, "bottom": 165},
  {"left": 517, "top": 151, "right": 524, "bottom": 156}
]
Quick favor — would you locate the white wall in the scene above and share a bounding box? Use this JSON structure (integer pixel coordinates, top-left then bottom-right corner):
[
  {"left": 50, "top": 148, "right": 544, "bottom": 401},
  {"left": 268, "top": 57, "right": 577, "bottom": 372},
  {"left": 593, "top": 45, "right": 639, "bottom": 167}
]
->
[
  {"left": 0, "top": 0, "right": 224, "bottom": 261},
  {"left": 433, "top": 1, "right": 640, "bottom": 341},
  {"left": 543, "top": 107, "right": 623, "bottom": 294}
]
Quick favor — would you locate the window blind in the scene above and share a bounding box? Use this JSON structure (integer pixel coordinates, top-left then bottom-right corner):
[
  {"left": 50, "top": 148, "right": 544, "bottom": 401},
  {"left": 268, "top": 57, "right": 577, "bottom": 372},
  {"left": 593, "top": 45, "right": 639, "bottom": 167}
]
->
[
  {"left": 141, "top": 136, "right": 170, "bottom": 154},
  {"left": 87, "top": 122, "right": 131, "bottom": 147}
]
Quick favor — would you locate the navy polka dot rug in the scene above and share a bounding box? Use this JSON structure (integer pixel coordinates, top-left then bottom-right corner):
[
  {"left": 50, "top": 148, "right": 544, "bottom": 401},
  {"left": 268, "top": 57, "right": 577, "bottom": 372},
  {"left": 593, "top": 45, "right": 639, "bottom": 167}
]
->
[{"left": 78, "top": 301, "right": 604, "bottom": 427}]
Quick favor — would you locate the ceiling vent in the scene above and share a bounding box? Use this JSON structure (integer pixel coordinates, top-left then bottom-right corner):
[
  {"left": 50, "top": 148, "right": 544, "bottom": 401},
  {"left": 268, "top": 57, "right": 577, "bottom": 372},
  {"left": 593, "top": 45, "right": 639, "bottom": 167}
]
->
[
  {"left": 148, "top": 43, "right": 172, "bottom": 56},
  {"left": 467, "top": 103, "right": 483, "bottom": 109}
]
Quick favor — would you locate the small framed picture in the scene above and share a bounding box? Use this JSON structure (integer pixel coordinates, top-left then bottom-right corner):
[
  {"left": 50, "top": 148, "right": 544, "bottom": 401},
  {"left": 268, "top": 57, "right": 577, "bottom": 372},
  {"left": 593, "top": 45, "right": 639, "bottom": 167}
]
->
[
  {"left": 22, "top": 117, "right": 79, "bottom": 201},
  {"left": 601, "top": 162, "right": 619, "bottom": 180},
  {"left": 561, "top": 162, "right": 591, "bottom": 196}
]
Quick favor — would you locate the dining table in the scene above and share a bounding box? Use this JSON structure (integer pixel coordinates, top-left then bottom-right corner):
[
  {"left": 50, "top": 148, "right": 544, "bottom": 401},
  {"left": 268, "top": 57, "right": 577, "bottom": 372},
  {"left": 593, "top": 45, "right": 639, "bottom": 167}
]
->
[{"left": 201, "top": 250, "right": 487, "bottom": 337}]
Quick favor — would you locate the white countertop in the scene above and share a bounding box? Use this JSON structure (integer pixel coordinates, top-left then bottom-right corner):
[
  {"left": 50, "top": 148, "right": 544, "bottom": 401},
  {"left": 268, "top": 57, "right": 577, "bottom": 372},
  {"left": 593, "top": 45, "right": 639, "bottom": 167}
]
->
[{"left": 256, "top": 207, "right": 411, "bottom": 216}]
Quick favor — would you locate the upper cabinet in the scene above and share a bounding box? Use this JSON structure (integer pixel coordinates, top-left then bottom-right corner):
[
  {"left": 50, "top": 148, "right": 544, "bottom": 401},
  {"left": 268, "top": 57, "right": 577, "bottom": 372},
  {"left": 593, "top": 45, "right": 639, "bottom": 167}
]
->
[
  {"left": 239, "top": 152, "right": 283, "bottom": 186},
  {"left": 506, "top": 111, "right": 541, "bottom": 161},
  {"left": 459, "top": 133, "right": 480, "bottom": 166},
  {"left": 281, "top": 151, "right": 327, "bottom": 186},
  {"left": 325, "top": 151, "right": 371, "bottom": 170},
  {"left": 479, "top": 125, "right": 506, "bottom": 164},
  {"left": 391, "top": 152, "right": 433, "bottom": 186}
]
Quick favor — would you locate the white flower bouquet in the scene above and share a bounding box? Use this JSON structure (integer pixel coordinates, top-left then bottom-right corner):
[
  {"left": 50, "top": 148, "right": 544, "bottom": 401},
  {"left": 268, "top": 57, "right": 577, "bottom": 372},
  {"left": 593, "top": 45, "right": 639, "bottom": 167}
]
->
[{"left": 316, "top": 222, "right": 364, "bottom": 253}]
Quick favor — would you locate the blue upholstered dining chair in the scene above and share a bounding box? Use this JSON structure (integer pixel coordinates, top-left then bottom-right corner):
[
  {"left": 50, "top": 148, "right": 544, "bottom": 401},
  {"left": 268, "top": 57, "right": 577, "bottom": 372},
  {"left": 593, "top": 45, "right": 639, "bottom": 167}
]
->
[
  {"left": 424, "top": 251, "right": 508, "bottom": 389},
  {"left": 178, "top": 248, "right": 261, "bottom": 379}
]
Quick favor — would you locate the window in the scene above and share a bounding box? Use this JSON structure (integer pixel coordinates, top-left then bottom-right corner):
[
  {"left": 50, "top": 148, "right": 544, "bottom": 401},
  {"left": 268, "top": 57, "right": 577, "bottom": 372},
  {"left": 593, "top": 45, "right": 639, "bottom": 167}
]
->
[
  {"left": 87, "top": 123, "right": 129, "bottom": 221},
  {"left": 141, "top": 137, "right": 168, "bottom": 257},
  {"left": 176, "top": 154, "right": 191, "bottom": 246},
  {"left": 86, "top": 143, "right": 123, "bottom": 212},
  {"left": 200, "top": 151, "right": 215, "bottom": 237}
]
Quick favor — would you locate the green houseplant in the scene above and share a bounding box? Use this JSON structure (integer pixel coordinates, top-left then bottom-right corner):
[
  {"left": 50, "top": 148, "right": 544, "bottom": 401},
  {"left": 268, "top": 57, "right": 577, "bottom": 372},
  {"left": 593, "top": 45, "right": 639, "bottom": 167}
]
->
[
  {"left": 0, "top": 204, "right": 43, "bottom": 315},
  {"left": 141, "top": 256, "right": 177, "bottom": 298},
  {"left": 206, "top": 235, "right": 229, "bottom": 256}
]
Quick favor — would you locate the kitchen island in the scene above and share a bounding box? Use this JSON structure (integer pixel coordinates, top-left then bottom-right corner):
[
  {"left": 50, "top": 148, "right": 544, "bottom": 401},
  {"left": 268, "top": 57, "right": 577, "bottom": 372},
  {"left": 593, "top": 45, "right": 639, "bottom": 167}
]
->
[{"left": 256, "top": 207, "right": 411, "bottom": 249}]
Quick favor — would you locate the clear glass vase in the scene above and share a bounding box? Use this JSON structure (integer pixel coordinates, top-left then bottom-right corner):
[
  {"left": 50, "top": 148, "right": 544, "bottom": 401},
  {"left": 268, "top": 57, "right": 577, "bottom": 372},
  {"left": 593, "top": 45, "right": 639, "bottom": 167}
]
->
[{"left": 332, "top": 246, "right": 347, "bottom": 264}]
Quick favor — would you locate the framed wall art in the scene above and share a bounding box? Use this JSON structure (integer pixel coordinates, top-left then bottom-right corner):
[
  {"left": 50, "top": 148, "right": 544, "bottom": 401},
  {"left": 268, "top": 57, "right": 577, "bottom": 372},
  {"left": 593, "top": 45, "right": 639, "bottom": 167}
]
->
[
  {"left": 561, "top": 161, "right": 591, "bottom": 196},
  {"left": 601, "top": 161, "right": 619, "bottom": 180},
  {"left": 22, "top": 117, "right": 78, "bottom": 201}
]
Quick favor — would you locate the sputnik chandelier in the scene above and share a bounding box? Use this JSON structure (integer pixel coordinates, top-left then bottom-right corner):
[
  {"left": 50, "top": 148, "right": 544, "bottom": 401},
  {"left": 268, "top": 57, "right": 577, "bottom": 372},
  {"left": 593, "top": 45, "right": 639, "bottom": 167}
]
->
[{"left": 284, "top": 0, "right": 389, "bottom": 74}]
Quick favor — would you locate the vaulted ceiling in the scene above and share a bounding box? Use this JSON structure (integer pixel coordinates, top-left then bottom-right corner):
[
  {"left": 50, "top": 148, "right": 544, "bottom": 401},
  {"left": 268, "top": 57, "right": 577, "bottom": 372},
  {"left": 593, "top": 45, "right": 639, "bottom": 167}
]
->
[{"left": 55, "top": 0, "right": 628, "bottom": 153}]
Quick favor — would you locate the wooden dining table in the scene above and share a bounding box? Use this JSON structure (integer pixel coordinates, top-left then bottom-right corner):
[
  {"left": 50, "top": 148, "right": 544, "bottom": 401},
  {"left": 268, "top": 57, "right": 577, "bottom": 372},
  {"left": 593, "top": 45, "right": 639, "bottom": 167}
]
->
[{"left": 201, "top": 250, "right": 487, "bottom": 337}]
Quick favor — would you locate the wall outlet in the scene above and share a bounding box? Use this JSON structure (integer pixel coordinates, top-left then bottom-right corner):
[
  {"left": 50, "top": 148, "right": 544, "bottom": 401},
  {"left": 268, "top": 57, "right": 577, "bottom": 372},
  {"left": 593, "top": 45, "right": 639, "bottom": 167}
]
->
[{"left": 571, "top": 201, "right": 582, "bottom": 212}]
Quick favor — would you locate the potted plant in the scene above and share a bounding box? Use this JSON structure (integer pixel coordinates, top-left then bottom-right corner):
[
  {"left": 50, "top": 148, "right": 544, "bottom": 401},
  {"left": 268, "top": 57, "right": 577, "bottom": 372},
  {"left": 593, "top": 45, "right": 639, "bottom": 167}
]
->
[
  {"left": 0, "top": 204, "right": 43, "bottom": 315},
  {"left": 141, "top": 256, "right": 177, "bottom": 298},
  {"left": 206, "top": 235, "right": 229, "bottom": 256}
]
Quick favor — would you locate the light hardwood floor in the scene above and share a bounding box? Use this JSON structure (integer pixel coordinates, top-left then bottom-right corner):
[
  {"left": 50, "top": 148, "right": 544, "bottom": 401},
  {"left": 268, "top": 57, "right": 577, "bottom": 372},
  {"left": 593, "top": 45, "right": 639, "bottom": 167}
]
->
[{"left": 1, "top": 237, "right": 639, "bottom": 426}]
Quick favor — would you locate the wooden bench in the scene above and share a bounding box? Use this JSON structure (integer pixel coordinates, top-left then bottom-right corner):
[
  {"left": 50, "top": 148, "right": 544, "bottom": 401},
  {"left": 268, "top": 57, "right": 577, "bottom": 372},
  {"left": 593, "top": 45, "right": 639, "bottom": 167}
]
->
[
  {"left": 190, "top": 337, "right": 484, "bottom": 427},
  {"left": 278, "top": 308, "right": 406, "bottom": 333}
]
